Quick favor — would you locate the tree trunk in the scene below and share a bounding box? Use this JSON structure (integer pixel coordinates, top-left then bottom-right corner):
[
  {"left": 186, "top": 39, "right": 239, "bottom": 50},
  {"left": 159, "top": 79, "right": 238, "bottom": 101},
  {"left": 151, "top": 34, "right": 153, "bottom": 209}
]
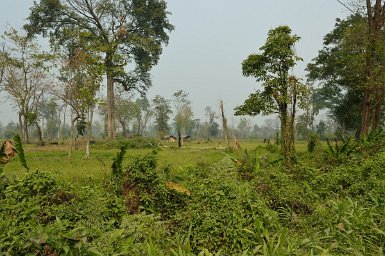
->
[
  {"left": 290, "top": 80, "right": 297, "bottom": 155},
  {"left": 177, "top": 129, "right": 182, "bottom": 148},
  {"left": 372, "top": 87, "right": 383, "bottom": 131},
  {"left": 35, "top": 121, "right": 44, "bottom": 146},
  {"left": 358, "top": 0, "right": 385, "bottom": 138},
  {"left": 359, "top": 87, "right": 372, "bottom": 139},
  {"left": 23, "top": 115, "right": 29, "bottom": 144},
  {"left": 220, "top": 100, "right": 230, "bottom": 149},
  {"left": 60, "top": 104, "right": 67, "bottom": 144},
  {"left": 280, "top": 112, "right": 289, "bottom": 166},
  {"left": 18, "top": 111, "right": 23, "bottom": 140},
  {"left": 69, "top": 112, "right": 77, "bottom": 157},
  {"left": 85, "top": 108, "right": 94, "bottom": 159},
  {"left": 120, "top": 119, "right": 128, "bottom": 138},
  {"left": 57, "top": 106, "right": 62, "bottom": 143},
  {"left": 41, "top": 116, "right": 45, "bottom": 140},
  {"left": 280, "top": 104, "right": 294, "bottom": 168},
  {"left": 106, "top": 69, "right": 115, "bottom": 139},
  {"left": 137, "top": 119, "right": 141, "bottom": 135}
]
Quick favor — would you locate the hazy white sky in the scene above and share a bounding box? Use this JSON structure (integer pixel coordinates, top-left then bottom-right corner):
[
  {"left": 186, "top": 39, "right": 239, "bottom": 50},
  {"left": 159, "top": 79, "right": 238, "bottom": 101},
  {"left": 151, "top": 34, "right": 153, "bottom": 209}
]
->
[{"left": 0, "top": 0, "right": 348, "bottom": 125}]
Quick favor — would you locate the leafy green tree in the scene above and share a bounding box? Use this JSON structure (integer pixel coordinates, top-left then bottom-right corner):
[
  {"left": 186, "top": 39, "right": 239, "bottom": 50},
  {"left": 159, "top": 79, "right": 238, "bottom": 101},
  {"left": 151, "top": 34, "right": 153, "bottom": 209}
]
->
[
  {"left": 235, "top": 26, "right": 307, "bottom": 166},
  {"left": 173, "top": 90, "right": 193, "bottom": 148},
  {"left": 309, "top": 1, "right": 385, "bottom": 138},
  {"left": 152, "top": 95, "right": 172, "bottom": 138},
  {"left": 307, "top": 14, "right": 367, "bottom": 133},
  {"left": 26, "top": 0, "right": 174, "bottom": 139},
  {"left": 362, "top": 0, "right": 385, "bottom": 135}
]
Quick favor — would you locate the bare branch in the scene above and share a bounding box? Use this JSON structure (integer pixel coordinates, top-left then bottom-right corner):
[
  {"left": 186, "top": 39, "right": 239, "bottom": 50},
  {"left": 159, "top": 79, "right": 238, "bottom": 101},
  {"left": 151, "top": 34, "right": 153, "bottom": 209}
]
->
[{"left": 336, "top": 0, "right": 356, "bottom": 13}]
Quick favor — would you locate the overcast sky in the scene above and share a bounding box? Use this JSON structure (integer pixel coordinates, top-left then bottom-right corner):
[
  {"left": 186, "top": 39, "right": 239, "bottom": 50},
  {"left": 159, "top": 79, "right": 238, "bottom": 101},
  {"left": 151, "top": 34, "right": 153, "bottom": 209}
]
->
[{"left": 0, "top": 0, "right": 348, "bottom": 126}]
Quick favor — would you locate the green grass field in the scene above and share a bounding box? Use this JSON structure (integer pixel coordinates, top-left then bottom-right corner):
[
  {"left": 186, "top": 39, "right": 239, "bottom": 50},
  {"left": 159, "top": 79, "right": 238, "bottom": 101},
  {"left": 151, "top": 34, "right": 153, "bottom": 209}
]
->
[
  {"left": 3, "top": 140, "right": 228, "bottom": 182},
  {"left": 2, "top": 137, "right": 384, "bottom": 255},
  {"left": 3, "top": 138, "right": 276, "bottom": 182}
]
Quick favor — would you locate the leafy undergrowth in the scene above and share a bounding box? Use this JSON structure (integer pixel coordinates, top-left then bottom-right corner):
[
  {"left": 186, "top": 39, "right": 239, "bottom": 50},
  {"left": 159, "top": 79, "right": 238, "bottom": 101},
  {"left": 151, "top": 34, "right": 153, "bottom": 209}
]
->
[
  {"left": 1, "top": 140, "right": 385, "bottom": 255},
  {"left": 94, "top": 136, "right": 159, "bottom": 150}
]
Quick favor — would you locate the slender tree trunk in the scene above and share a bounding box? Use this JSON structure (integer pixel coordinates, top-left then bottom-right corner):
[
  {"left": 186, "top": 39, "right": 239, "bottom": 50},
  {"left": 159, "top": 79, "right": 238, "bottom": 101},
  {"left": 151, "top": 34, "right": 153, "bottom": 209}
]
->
[
  {"left": 69, "top": 112, "right": 77, "bottom": 157},
  {"left": 280, "top": 104, "right": 294, "bottom": 167},
  {"left": 57, "top": 106, "right": 62, "bottom": 143},
  {"left": 85, "top": 108, "right": 94, "bottom": 159},
  {"left": 18, "top": 111, "right": 23, "bottom": 140},
  {"left": 35, "top": 121, "right": 44, "bottom": 146},
  {"left": 220, "top": 100, "right": 230, "bottom": 149},
  {"left": 106, "top": 69, "right": 115, "bottom": 139},
  {"left": 359, "top": 88, "right": 372, "bottom": 138},
  {"left": 41, "top": 116, "right": 44, "bottom": 140},
  {"left": 120, "top": 119, "right": 127, "bottom": 137},
  {"left": 177, "top": 129, "right": 182, "bottom": 148},
  {"left": 23, "top": 115, "right": 29, "bottom": 144},
  {"left": 207, "top": 123, "right": 211, "bottom": 141},
  {"left": 280, "top": 112, "right": 289, "bottom": 166},
  {"left": 290, "top": 79, "right": 297, "bottom": 154},
  {"left": 372, "top": 87, "right": 383, "bottom": 130},
  {"left": 137, "top": 119, "right": 141, "bottom": 135},
  {"left": 103, "top": 113, "right": 108, "bottom": 138}
]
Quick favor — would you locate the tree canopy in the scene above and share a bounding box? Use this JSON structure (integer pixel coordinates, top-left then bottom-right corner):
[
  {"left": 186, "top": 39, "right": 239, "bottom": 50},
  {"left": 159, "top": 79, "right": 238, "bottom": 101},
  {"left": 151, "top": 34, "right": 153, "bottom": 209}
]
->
[
  {"left": 25, "top": 0, "right": 174, "bottom": 138},
  {"left": 235, "top": 26, "right": 307, "bottom": 166}
]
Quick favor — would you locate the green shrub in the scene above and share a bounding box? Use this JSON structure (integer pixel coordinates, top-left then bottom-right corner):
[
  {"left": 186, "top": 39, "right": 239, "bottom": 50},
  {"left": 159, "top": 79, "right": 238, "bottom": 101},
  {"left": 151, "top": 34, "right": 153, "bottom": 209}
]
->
[
  {"left": 121, "top": 152, "right": 189, "bottom": 218},
  {"left": 307, "top": 133, "right": 319, "bottom": 153},
  {"left": 266, "top": 144, "right": 279, "bottom": 153},
  {"left": 0, "top": 171, "right": 127, "bottom": 255},
  {"left": 96, "top": 136, "right": 159, "bottom": 150}
]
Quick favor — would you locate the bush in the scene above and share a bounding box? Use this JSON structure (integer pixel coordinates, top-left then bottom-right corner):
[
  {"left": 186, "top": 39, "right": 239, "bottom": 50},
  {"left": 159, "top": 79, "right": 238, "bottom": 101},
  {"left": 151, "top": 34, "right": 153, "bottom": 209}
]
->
[
  {"left": 307, "top": 133, "right": 319, "bottom": 153},
  {"left": 96, "top": 136, "right": 159, "bottom": 150},
  {"left": 120, "top": 152, "right": 189, "bottom": 218},
  {"left": 0, "top": 171, "right": 127, "bottom": 255}
]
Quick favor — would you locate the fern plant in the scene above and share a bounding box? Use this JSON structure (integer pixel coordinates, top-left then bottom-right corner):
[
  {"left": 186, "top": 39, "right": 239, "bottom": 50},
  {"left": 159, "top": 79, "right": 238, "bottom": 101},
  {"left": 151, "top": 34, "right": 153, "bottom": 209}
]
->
[{"left": 325, "top": 132, "right": 356, "bottom": 162}]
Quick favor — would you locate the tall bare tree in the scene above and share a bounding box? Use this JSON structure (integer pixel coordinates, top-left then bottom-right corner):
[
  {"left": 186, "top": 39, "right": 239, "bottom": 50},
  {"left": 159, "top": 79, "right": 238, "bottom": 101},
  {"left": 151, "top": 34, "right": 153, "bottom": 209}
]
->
[{"left": 0, "top": 28, "right": 49, "bottom": 143}]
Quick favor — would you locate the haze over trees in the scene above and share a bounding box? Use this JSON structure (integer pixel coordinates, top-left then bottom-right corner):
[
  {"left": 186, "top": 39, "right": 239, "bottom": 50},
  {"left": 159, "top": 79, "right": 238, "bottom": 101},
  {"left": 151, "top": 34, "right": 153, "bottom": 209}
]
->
[
  {"left": 2, "top": 1, "right": 385, "bottom": 255},
  {"left": 0, "top": 28, "right": 49, "bottom": 144},
  {"left": 152, "top": 95, "right": 172, "bottom": 138},
  {"left": 1, "top": 0, "right": 384, "bottom": 155},
  {"left": 172, "top": 90, "right": 192, "bottom": 148},
  {"left": 26, "top": 0, "right": 174, "bottom": 139}
]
